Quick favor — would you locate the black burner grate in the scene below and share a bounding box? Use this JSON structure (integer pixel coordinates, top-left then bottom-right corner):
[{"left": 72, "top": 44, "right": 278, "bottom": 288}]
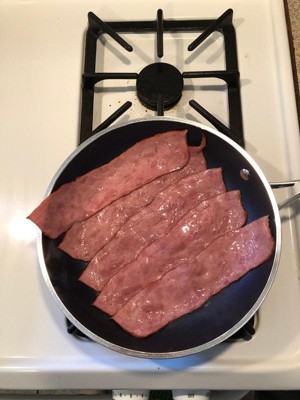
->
[{"left": 80, "top": 9, "right": 244, "bottom": 146}]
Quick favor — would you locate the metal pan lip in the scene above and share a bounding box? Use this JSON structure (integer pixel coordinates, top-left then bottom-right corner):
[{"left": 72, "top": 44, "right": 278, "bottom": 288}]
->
[{"left": 37, "top": 116, "right": 281, "bottom": 359}]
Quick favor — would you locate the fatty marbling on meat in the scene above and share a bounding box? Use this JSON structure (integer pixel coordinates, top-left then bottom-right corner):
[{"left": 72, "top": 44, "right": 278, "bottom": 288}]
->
[
  {"left": 28, "top": 130, "right": 189, "bottom": 238},
  {"left": 59, "top": 145, "right": 207, "bottom": 261},
  {"left": 94, "top": 190, "right": 247, "bottom": 315},
  {"left": 79, "top": 168, "right": 226, "bottom": 291},
  {"left": 113, "top": 217, "right": 275, "bottom": 338}
]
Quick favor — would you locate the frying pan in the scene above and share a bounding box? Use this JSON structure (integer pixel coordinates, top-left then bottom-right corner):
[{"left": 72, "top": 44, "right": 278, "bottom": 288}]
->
[{"left": 38, "top": 117, "right": 281, "bottom": 358}]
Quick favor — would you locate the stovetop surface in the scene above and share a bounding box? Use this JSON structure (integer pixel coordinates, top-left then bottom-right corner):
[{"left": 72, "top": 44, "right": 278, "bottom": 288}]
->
[{"left": 0, "top": 0, "right": 300, "bottom": 391}]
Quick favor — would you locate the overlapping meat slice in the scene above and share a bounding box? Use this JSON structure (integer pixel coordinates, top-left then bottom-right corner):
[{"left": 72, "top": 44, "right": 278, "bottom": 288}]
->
[
  {"left": 94, "top": 190, "right": 247, "bottom": 315},
  {"left": 79, "top": 168, "right": 226, "bottom": 291},
  {"left": 28, "top": 130, "right": 189, "bottom": 238},
  {"left": 113, "top": 216, "right": 275, "bottom": 338},
  {"left": 59, "top": 145, "right": 207, "bottom": 261}
]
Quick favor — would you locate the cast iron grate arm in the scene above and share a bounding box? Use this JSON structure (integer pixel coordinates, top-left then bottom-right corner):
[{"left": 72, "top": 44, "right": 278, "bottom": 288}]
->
[
  {"left": 188, "top": 9, "right": 233, "bottom": 51},
  {"left": 93, "top": 101, "right": 132, "bottom": 134},
  {"left": 88, "top": 12, "right": 133, "bottom": 52},
  {"left": 156, "top": 9, "right": 164, "bottom": 58}
]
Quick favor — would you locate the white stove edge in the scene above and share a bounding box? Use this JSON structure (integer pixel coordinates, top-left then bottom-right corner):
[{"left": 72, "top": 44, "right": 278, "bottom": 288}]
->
[{"left": 1, "top": 0, "right": 300, "bottom": 391}]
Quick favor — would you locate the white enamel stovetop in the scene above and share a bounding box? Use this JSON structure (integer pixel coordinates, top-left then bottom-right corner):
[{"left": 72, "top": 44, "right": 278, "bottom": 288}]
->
[{"left": 0, "top": 0, "right": 300, "bottom": 391}]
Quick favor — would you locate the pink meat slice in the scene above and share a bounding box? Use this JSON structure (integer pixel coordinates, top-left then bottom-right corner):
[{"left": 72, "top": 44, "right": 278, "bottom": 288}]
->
[
  {"left": 79, "top": 168, "right": 226, "bottom": 291},
  {"left": 59, "top": 145, "right": 207, "bottom": 261},
  {"left": 94, "top": 190, "right": 247, "bottom": 315},
  {"left": 113, "top": 216, "right": 275, "bottom": 338},
  {"left": 28, "top": 130, "right": 189, "bottom": 239}
]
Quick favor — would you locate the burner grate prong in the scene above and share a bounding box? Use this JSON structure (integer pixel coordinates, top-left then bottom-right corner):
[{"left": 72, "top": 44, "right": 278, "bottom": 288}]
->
[
  {"left": 82, "top": 72, "right": 138, "bottom": 89},
  {"left": 187, "top": 8, "right": 233, "bottom": 52},
  {"left": 157, "top": 94, "right": 164, "bottom": 116},
  {"left": 156, "top": 9, "right": 164, "bottom": 58},
  {"left": 88, "top": 12, "right": 133, "bottom": 52},
  {"left": 92, "top": 101, "right": 133, "bottom": 135},
  {"left": 189, "top": 99, "right": 244, "bottom": 147},
  {"left": 184, "top": 70, "right": 243, "bottom": 146},
  {"left": 182, "top": 70, "right": 239, "bottom": 85}
]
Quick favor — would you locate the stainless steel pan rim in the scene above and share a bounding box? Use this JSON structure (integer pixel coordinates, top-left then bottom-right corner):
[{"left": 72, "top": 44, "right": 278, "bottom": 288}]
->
[{"left": 37, "top": 116, "right": 281, "bottom": 359}]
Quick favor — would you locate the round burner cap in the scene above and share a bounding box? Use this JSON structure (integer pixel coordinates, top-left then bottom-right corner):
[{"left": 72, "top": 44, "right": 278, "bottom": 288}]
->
[{"left": 136, "top": 62, "right": 183, "bottom": 111}]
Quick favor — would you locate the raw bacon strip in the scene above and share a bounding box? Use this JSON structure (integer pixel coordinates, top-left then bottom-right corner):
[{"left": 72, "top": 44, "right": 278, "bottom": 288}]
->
[
  {"left": 94, "top": 190, "right": 247, "bottom": 315},
  {"left": 28, "top": 130, "right": 189, "bottom": 239},
  {"left": 59, "top": 146, "right": 207, "bottom": 261},
  {"left": 79, "top": 168, "right": 226, "bottom": 291},
  {"left": 113, "top": 217, "right": 275, "bottom": 338}
]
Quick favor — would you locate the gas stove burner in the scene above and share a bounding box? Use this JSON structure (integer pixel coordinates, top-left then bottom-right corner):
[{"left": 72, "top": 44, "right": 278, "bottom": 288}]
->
[
  {"left": 80, "top": 9, "right": 244, "bottom": 146},
  {"left": 136, "top": 63, "right": 183, "bottom": 114}
]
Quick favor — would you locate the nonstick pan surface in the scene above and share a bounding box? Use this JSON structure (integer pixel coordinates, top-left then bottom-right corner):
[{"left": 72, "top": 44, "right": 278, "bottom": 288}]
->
[{"left": 38, "top": 117, "right": 281, "bottom": 358}]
